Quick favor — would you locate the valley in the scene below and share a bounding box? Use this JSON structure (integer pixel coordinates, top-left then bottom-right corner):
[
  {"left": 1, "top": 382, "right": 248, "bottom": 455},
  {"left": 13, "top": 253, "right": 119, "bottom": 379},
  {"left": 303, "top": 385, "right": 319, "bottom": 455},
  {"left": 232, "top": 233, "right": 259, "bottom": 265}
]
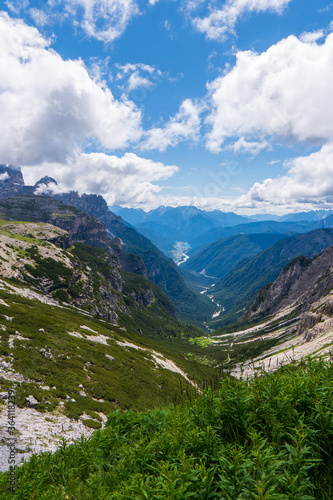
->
[
  {"left": 170, "top": 241, "right": 191, "bottom": 265},
  {"left": 1, "top": 2, "right": 333, "bottom": 496},
  {"left": 1, "top": 167, "right": 333, "bottom": 497}
]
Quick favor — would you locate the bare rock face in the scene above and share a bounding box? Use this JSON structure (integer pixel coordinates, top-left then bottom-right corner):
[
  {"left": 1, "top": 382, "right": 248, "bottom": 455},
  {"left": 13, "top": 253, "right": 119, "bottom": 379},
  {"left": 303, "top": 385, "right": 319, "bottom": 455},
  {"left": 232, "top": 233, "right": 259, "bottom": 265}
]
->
[
  {"left": 53, "top": 192, "right": 148, "bottom": 278},
  {"left": 25, "top": 395, "right": 39, "bottom": 408},
  {"left": 243, "top": 255, "right": 311, "bottom": 319},
  {"left": 244, "top": 245, "right": 333, "bottom": 323},
  {"left": 0, "top": 164, "right": 26, "bottom": 198},
  {"left": 0, "top": 195, "right": 118, "bottom": 255},
  {"left": 54, "top": 192, "right": 122, "bottom": 234}
]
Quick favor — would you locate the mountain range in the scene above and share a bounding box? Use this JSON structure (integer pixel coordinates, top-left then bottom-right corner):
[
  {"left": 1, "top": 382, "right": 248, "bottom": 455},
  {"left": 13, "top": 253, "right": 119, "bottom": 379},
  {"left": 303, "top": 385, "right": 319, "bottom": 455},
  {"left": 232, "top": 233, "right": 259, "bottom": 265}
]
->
[
  {"left": 0, "top": 166, "right": 215, "bottom": 324},
  {"left": 3, "top": 163, "right": 333, "bottom": 489},
  {"left": 111, "top": 203, "right": 333, "bottom": 257}
]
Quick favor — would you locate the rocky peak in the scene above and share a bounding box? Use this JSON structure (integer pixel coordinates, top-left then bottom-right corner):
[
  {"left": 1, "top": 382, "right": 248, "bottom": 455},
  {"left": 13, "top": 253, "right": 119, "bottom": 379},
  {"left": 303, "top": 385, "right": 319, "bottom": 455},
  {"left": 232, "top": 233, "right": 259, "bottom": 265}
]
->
[
  {"left": 54, "top": 192, "right": 122, "bottom": 229},
  {"left": 34, "top": 176, "right": 58, "bottom": 195},
  {"left": 0, "top": 164, "right": 26, "bottom": 198}
]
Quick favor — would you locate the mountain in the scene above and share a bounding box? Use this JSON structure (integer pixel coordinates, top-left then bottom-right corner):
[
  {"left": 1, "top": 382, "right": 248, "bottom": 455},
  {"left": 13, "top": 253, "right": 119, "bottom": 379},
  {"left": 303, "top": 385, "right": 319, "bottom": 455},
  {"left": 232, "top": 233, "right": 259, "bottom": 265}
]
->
[
  {"left": 250, "top": 210, "right": 333, "bottom": 222},
  {"left": 111, "top": 205, "right": 253, "bottom": 255},
  {"left": 250, "top": 213, "right": 283, "bottom": 221},
  {"left": 243, "top": 246, "right": 333, "bottom": 323},
  {"left": 280, "top": 209, "right": 333, "bottom": 222},
  {"left": 190, "top": 219, "right": 323, "bottom": 252},
  {"left": 109, "top": 205, "right": 147, "bottom": 225},
  {"left": 214, "top": 244, "right": 333, "bottom": 378},
  {"left": 0, "top": 167, "right": 216, "bottom": 324},
  {"left": 0, "top": 164, "right": 27, "bottom": 198},
  {"left": 54, "top": 193, "right": 216, "bottom": 323},
  {"left": 182, "top": 233, "right": 287, "bottom": 279},
  {"left": 0, "top": 219, "right": 220, "bottom": 468},
  {"left": 208, "top": 228, "right": 333, "bottom": 328},
  {"left": 0, "top": 195, "right": 147, "bottom": 278},
  {"left": 206, "top": 209, "right": 253, "bottom": 226},
  {"left": 0, "top": 218, "right": 176, "bottom": 325}
]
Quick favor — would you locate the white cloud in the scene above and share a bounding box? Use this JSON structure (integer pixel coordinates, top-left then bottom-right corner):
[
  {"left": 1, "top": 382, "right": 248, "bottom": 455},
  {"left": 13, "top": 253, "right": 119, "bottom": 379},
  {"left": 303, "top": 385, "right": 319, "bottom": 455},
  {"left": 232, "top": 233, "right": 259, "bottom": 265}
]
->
[
  {"left": 299, "top": 30, "right": 325, "bottom": 44},
  {"left": 0, "top": 172, "right": 9, "bottom": 182},
  {"left": 115, "top": 63, "right": 160, "bottom": 93},
  {"left": 142, "top": 99, "right": 202, "bottom": 151},
  {"left": 118, "top": 144, "right": 333, "bottom": 212},
  {"left": 5, "top": 0, "right": 29, "bottom": 15},
  {"left": 29, "top": 8, "right": 51, "bottom": 27},
  {"left": 50, "top": 0, "right": 140, "bottom": 43},
  {"left": 0, "top": 12, "right": 142, "bottom": 167},
  {"left": 22, "top": 152, "right": 179, "bottom": 205},
  {"left": 228, "top": 137, "right": 271, "bottom": 155},
  {"left": 234, "top": 142, "right": 333, "bottom": 211},
  {"left": 206, "top": 32, "right": 333, "bottom": 152},
  {"left": 192, "top": 0, "right": 291, "bottom": 41}
]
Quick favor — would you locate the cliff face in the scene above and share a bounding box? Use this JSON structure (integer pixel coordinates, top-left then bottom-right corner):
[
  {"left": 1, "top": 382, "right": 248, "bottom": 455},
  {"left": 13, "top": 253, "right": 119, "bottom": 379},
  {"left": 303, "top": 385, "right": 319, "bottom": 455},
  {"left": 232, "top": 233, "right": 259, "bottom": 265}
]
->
[
  {"left": 0, "top": 220, "right": 176, "bottom": 325},
  {"left": 244, "top": 245, "right": 333, "bottom": 321},
  {"left": 0, "top": 195, "right": 111, "bottom": 249},
  {"left": 54, "top": 192, "right": 123, "bottom": 237},
  {"left": 0, "top": 195, "right": 147, "bottom": 278},
  {"left": 0, "top": 164, "right": 27, "bottom": 198}
]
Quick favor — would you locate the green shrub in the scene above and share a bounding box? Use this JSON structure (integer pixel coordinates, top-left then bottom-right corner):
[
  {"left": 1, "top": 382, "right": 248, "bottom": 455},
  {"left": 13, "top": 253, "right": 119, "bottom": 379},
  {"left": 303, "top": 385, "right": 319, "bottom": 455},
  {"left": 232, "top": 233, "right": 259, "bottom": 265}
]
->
[
  {"left": 82, "top": 419, "right": 102, "bottom": 430},
  {"left": 52, "top": 289, "right": 70, "bottom": 303}
]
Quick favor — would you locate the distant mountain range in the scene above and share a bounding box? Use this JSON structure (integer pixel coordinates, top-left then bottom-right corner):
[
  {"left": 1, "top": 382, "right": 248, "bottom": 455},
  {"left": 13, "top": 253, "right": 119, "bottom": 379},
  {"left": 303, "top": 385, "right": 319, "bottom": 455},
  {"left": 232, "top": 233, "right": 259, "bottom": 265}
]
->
[
  {"left": 110, "top": 205, "right": 252, "bottom": 255},
  {"left": 111, "top": 203, "right": 333, "bottom": 256}
]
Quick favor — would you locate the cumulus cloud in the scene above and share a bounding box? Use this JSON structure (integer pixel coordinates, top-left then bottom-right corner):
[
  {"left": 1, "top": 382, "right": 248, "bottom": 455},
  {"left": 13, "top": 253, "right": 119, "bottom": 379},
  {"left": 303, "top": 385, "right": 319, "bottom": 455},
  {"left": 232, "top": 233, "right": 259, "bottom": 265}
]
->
[
  {"left": 235, "top": 143, "right": 333, "bottom": 211},
  {"left": 22, "top": 152, "right": 179, "bottom": 205},
  {"left": 0, "top": 12, "right": 142, "bottom": 167},
  {"left": 206, "top": 32, "right": 333, "bottom": 152},
  {"left": 122, "top": 144, "right": 333, "bottom": 212},
  {"left": 299, "top": 30, "right": 325, "bottom": 44},
  {"left": 142, "top": 99, "right": 202, "bottom": 151},
  {"left": 192, "top": 0, "right": 291, "bottom": 41}
]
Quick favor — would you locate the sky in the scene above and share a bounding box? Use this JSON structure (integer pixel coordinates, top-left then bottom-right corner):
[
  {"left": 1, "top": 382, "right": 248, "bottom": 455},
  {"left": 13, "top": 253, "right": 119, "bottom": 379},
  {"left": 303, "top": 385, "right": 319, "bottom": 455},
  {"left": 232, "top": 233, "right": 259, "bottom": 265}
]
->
[{"left": 0, "top": 0, "right": 333, "bottom": 214}]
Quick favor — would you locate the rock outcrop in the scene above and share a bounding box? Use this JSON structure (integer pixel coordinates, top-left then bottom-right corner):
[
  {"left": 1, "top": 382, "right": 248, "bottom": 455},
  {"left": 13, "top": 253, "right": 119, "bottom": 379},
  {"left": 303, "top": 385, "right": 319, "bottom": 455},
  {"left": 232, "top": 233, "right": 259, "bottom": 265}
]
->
[
  {"left": 243, "top": 245, "right": 333, "bottom": 328},
  {"left": 0, "top": 195, "right": 147, "bottom": 277}
]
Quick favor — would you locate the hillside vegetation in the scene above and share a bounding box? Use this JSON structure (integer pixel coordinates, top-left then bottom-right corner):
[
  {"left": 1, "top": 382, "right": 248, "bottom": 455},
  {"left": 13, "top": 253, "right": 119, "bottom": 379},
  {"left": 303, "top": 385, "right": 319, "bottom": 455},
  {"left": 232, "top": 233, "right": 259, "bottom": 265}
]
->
[
  {"left": 183, "top": 233, "right": 286, "bottom": 279},
  {"left": 0, "top": 220, "right": 219, "bottom": 422},
  {"left": 1, "top": 359, "right": 333, "bottom": 498},
  {"left": 209, "top": 229, "right": 333, "bottom": 328}
]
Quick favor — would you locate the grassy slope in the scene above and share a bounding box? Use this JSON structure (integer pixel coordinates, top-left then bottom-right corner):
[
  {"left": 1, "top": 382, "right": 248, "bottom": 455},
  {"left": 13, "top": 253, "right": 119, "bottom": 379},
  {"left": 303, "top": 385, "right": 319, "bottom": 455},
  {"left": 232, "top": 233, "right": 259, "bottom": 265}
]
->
[
  {"left": 2, "top": 359, "right": 333, "bottom": 498},
  {"left": 0, "top": 222, "right": 220, "bottom": 421},
  {"left": 0, "top": 280, "right": 218, "bottom": 420}
]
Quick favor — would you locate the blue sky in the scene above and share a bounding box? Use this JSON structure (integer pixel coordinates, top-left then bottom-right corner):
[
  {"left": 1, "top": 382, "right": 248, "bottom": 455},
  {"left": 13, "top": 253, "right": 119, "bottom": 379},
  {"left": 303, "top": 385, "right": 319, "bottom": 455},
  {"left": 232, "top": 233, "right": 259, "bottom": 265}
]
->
[{"left": 1, "top": 0, "right": 333, "bottom": 214}]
